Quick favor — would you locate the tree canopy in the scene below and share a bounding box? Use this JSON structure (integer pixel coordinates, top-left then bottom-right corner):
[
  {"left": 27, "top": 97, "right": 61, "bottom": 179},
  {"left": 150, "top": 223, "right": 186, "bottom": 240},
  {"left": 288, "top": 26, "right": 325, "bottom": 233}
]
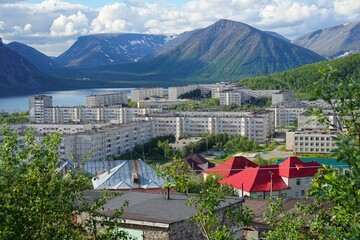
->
[{"left": 0, "top": 127, "right": 130, "bottom": 240}]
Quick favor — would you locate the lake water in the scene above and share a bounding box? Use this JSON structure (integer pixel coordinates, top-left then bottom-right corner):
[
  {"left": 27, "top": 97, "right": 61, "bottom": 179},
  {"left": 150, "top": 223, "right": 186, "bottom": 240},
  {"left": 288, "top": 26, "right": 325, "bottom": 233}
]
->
[{"left": 0, "top": 88, "right": 135, "bottom": 113}]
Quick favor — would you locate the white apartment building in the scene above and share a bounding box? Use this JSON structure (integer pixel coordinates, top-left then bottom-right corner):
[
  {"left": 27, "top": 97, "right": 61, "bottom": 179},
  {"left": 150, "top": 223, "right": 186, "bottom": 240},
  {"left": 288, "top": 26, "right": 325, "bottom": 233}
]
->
[
  {"left": 131, "top": 88, "right": 163, "bottom": 102},
  {"left": 44, "top": 107, "right": 162, "bottom": 124},
  {"left": 272, "top": 90, "right": 295, "bottom": 105},
  {"left": 168, "top": 85, "right": 199, "bottom": 100},
  {"left": 137, "top": 99, "right": 189, "bottom": 109},
  {"left": 86, "top": 92, "right": 128, "bottom": 107},
  {"left": 219, "top": 90, "right": 242, "bottom": 106},
  {"left": 215, "top": 89, "right": 294, "bottom": 106},
  {"left": 286, "top": 130, "right": 338, "bottom": 154},
  {"left": 7, "top": 122, "right": 154, "bottom": 161},
  {"left": 137, "top": 111, "right": 274, "bottom": 143},
  {"left": 267, "top": 106, "right": 305, "bottom": 128},
  {"left": 63, "top": 121, "right": 153, "bottom": 161},
  {"left": 29, "top": 95, "right": 53, "bottom": 123},
  {"left": 297, "top": 110, "right": 338, "bottom": 129}
]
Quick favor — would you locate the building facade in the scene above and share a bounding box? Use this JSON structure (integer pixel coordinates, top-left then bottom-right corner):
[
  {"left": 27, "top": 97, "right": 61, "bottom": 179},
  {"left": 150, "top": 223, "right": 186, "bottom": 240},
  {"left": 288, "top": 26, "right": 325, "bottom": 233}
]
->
[
  {"left": 137, "top": 111, "right": 275, "bottom": 143},
  {"left": 286, "top": 130, "right": 338, "bottom": 154},
  {"left": 168, "top": 85, "right": 199, "bottom": 100},
  {"left": 29, "top": 95, "right": 53, "bottom": 123},
  {"left": 85, "top": 92, "right": 128, "bottom": 107},
  {"left": 131, "top": 88, "right": 163, "bottom": 102}
]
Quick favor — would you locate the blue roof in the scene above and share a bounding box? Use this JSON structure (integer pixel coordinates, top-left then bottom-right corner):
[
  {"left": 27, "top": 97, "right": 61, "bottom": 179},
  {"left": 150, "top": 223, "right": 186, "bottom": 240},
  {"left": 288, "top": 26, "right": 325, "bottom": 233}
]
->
[{"left": 274, "top": 157, "right": 349, "bottom": 168}]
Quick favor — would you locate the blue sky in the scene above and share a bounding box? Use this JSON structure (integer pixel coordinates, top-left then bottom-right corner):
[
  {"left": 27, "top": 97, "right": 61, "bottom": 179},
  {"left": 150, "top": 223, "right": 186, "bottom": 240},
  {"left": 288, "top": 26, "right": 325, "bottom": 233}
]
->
[
  {"left": 1, "top": 0, "right": 359, "bottom": 56},
  {"left": 27, "top": 0, "right": 189, "bottom": 8}
]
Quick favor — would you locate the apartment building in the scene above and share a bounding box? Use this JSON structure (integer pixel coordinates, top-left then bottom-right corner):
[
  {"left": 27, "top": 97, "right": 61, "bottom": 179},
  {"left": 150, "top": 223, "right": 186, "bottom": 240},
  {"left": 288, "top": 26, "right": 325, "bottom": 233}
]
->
[
  {"left": 297, "top": 110, "right": 338, "bottom": 129},
  {"left": 168, "top": 85, "right": 199, "bottom": 100},
  {"left": 216, "top": 89, "right": 294, "bottom": 106},
  {"left": 219, "top": 90, "right": 242, "bottom": 106},
  {"left": 137, "top": 111, "right": 274, "bottom": 143},
  {"left": 137, "top": 98, "right": 189, "bottom": 109},
  {"left": 63, "top": 121, "right": 153, "bottom": 161},
  {"left": 271, "top": 90, "right": 295, "bottom": 105},
  {"left": 29, "top": 95, "right": 53, "bottom": 123},
  {"left": 131, "top": 88, "right": 163, "bottom": 102},
  {"left": 286, "top": 130, "right": 338, "bottom": 154},
  {"left": 86, "top": 92, "right": 128, "bottom": 107},
  {"left": 7, "top": 122, "right": 154, "bottom": 161},
  {"left": 43, "top": 106, "right": 162, "bottom": 124},
  {"left": 267, "top": 106, "right": 305, "bottom": 128}
]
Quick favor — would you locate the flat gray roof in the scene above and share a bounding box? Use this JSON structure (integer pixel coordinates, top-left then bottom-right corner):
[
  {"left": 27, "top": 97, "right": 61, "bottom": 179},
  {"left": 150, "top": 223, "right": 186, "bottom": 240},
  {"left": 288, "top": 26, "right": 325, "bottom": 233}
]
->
[{"left": 86, "top": 191, "right": 242, "bottom": 225}]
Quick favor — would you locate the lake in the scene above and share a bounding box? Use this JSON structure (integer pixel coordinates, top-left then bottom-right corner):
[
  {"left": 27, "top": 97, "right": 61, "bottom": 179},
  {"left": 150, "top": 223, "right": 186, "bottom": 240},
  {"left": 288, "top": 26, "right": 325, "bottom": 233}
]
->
[{"left": 0, "top": 88, "right": 135, "bottom": 113}]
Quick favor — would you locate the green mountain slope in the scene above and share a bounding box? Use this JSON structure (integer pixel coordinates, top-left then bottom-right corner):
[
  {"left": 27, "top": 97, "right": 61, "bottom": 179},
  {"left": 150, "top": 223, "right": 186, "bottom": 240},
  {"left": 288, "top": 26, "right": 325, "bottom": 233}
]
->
[
  {"left": 240, "top": 52, "right": 360, "bottom": 98},
  {"left": 49, "top": 19, "right": 324, "bottom": 85}
]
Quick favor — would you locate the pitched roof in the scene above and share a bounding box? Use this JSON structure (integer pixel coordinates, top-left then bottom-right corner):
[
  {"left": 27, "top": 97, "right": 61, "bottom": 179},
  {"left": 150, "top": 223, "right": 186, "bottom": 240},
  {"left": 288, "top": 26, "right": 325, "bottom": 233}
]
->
[
  {"left": 90, "top": 160, "right": 167, "bottom": 190},
  {"left": 279, "top": 156, "right": 322, "bottom": 178},
  {"left": 219, "top": 165, "right": 289, "bottom": 192},
  {"left": 204, "top": 156, "right": 258, "bottom": 178},
  {"left": 185, "top": 153, "right": 215, "bottom": 173}
]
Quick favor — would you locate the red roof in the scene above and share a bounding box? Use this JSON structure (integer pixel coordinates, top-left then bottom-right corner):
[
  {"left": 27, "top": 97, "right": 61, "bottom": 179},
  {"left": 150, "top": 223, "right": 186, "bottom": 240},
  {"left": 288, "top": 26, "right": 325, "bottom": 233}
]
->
[
  {"left": 279, "top": 156, "right": 322, "bottom": 178},
  {"left": 219, "top": 165, "right": 289, "bottom": 192},
  {"left": 203, "top": 156, "right": 258, "bottom": 178}
]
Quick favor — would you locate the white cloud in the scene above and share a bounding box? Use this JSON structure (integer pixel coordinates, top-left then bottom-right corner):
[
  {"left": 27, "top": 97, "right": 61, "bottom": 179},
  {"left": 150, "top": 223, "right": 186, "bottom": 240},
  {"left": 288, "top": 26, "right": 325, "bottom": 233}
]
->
[
  {"left": 334, "top": 0, "right": 360, "bottom": 17},
  {"left": 50, "top": 11, "right": 89, "bottom": 36},
  {"left": 0, "top": 0, "right": 359, "bottom": 56}
]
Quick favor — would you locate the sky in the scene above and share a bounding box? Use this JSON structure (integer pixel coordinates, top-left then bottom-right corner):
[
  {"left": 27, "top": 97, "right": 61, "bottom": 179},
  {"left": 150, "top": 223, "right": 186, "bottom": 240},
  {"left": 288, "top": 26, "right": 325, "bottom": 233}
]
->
[{"left": 0, "top": 0, "right": 359, "bottom": 56}]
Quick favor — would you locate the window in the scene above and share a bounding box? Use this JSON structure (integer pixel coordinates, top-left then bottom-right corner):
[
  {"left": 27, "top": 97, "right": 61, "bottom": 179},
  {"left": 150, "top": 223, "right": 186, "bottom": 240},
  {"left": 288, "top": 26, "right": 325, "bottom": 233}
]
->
[
  {"left": 296, "top": 179, "right": 301, "bottom": 185},
  {"left": 301, "top": 190, "right": 306, "bottom": 196},
  {"left": 295, "top": 192, "right": 299, "bottom": 198}
]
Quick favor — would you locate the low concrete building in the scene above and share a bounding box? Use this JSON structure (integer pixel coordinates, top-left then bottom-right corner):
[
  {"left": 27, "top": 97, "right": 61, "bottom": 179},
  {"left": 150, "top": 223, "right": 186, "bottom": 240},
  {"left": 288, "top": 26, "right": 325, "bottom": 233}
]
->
[
  {"left": 220, "top": 156, "right": 322, "bottom": 199},
  {"left": 83, "top": 191, "right": 246, "bottom": 240},
  {"left": 286, "top": 130, "right": 338, "bottom": 154}
]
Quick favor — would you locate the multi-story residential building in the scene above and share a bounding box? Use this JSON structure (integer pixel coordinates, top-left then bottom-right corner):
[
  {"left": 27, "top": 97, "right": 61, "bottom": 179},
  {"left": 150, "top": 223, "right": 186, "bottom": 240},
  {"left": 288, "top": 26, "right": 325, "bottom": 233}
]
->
[
  {"left": 6, "top": 122, "right": 154, "bottom": 161},
  {"left": 286, "top": 130, "right": 338, "bottom": 154},
  {"left": 63, "top": 121, "right": 153, "bottom": 161},
  {"left": 271, "top": 90, "right": 295, "bottom": 105},
  {"left": 297, "top": 110, "right": 338, "bottom": 129},
  {"left": 168, "top": 85, "right": 199, "bottom": 100},
  {"left": 215, "top": 89, "right": 294, "bottom": 106},
  {"left": 267, "top": 106, "right": 305, "bottom": 128},
  {"left": 43, "top": 106, "right": 162, "bottom": 124},
  {"left": 136, "top": 111, "right": 274, "bottom": 143},
  {"left": 29, "top": 95, "right": 53, "bottom": 123},
  {"left": 86, "top": 92, "right": 128, "bottom": 107},
  {"left": 219, "top": 90, "right": 242, "bottom": 106},
  {"left": 131, "top": 88, "right": 163, "bottom": 102},
  {"left": 136, "top": 98, "right": 189, "bottom": 109}
]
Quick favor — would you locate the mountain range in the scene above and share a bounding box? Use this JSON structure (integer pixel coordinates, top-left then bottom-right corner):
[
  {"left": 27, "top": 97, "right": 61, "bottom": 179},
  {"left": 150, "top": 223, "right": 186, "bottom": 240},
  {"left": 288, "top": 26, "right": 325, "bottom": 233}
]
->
[
  {"left": 293, "top": 20, "right": 360, "bottom": 59},
  {"left": 56, "top": 33, "right": 175, "bottom": 68},
  {"left": 1, "top": 19, "right": 359, "bottom": 96}
]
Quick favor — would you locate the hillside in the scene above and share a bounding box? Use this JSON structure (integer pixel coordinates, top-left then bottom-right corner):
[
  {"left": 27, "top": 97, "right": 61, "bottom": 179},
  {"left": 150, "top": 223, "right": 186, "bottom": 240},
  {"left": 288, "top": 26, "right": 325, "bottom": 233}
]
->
[
  {"left": 56, "top": 33, "right": 174, "bottom": 68},
  {"left": 240, "top": 52, "right": 360, "bottom": 98},
  {"left": 53, "top": 19, "right": 324, "bottom": 84},
  {"left": 6, "top": 42, "right": 59, "bottom": 70},
  {"left": 145, "top": 19, "right": 324, "bottom": 80},
  {"left": 293, "top": 20, "right": 360, "bottom": 59}
]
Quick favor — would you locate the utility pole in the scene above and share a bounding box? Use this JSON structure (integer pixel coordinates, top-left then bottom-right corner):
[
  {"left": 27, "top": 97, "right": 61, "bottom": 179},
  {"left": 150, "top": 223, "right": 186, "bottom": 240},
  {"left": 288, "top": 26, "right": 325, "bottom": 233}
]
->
[{"left": 270, "top": 171, "right": 273, "bottom": 198}]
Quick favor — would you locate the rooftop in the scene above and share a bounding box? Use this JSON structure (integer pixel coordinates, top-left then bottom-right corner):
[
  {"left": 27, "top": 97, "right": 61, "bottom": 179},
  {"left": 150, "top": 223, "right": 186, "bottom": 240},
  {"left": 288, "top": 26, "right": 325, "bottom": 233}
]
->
[{"left": 85, "top": 191, "right": 242, "bottom": 225}]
